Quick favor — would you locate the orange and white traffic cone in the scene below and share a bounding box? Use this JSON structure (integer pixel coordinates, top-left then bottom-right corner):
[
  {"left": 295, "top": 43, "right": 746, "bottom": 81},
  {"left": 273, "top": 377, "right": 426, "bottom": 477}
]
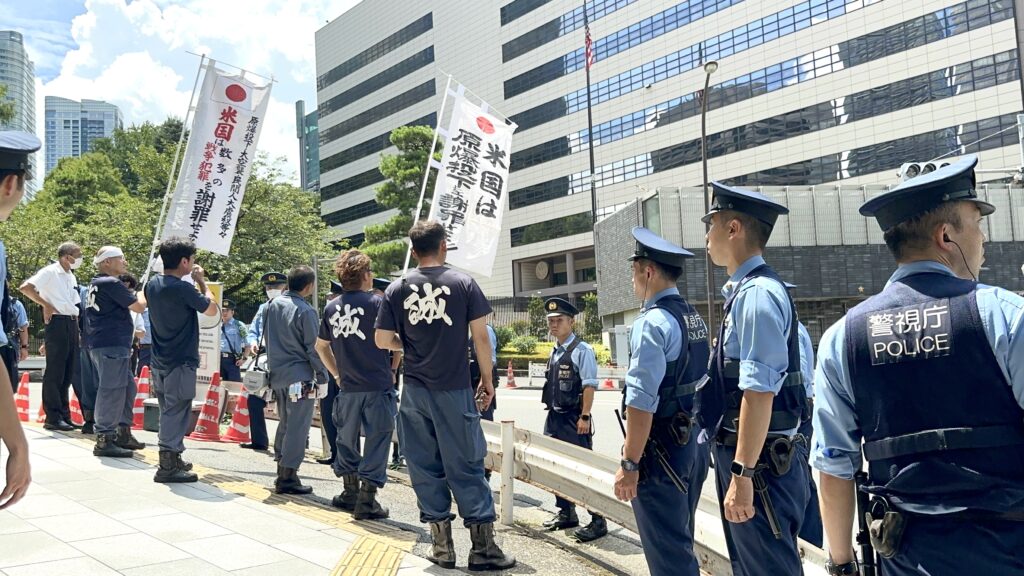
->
[
  {"left": 220, "top": 389, "right": 251, "bottom": 443},
  {"left": 188, "top": 373, "right": 225, "bottom": 442},
  {"left": 132, "top": 366, "right": 152, "bottom": 430},
  {"left": 69, "top": 392, "right": 85, "bottom": 426},
  {"left": 36, "top": 403, "right": 45, "bottom": 423},
  {"left": 505, "top": 361, "right": 517, "bottom": 389},
  {"left": 15, "top": 373, "right": 29, "bottom": 422},
  {"left": 601, "top": 378, "right": 616, "bottom": 390}
]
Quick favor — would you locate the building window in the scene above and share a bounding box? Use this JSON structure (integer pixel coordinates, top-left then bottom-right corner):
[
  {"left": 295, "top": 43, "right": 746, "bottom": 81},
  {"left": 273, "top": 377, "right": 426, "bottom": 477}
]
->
[
  {"left": 322, "top": 200, "right": 390, "bottom": 227},
  {"left": 319, "top": 47, "right": 435, "bottom": 118},
  {"left": 317, "top": 13, "right": 433, "bottom": 91},
  {"left": 502, "top": 0, "right": 636, "bottom": 62},
  {"left": 319, "top": 80, "right": 435, "bottom": 147},
  {"left": 575, "top": 267, "right": 597, "bottom": 283},
  {"left": 511, "top": 211, "right": 592, "bottom": 247},
  {"left": 501, "top": 0, "right": 554, "bottom": 26},
  {"left": 319, "top": 113, "right": 435, "bottom": 174},
  {"left": 320, "top": 167, "right": 384, "bottom": 201}
]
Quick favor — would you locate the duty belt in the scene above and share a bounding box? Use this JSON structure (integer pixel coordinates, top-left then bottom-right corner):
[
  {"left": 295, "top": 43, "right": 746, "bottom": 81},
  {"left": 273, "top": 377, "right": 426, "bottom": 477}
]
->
[{"left": 863, "top": 424, "right": 1024, "bottom": 461}]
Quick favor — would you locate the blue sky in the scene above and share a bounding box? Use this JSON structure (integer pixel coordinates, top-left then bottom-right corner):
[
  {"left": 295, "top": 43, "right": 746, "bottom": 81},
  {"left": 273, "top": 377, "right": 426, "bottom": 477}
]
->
[{"left": 1, "top": 0, "right": 364, "bottom": 183}]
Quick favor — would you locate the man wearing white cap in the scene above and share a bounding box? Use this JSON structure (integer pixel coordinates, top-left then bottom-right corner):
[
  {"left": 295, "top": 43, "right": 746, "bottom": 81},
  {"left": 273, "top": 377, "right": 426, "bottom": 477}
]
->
[{"left": 85, "top": 246, "right": 147, "bottom": 458}]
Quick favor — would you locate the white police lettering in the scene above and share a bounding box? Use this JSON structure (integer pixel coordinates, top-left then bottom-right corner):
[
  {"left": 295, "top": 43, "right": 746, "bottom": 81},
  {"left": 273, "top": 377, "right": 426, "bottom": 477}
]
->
[
  {"left": 684, "top": 312, "right": 708, "bottom": 341},
  {"left": 404, "top": 283, "right": 453, "bottom": 326},
  {"left": 86, "top": 285, "right": 100, "bottom": 312},
  {"left": 868, "top": 300, "right": 953, "bottom": 366},
  {"left": 329, "top": 304, "right": 365, "bottom": 340}
]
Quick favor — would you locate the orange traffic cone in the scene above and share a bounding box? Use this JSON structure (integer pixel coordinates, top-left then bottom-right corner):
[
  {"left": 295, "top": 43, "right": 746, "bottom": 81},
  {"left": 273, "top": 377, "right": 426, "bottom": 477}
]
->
[
  {"left": 69, "top": 392, "right": 84, "bottom": 426},
  {"left": 15, "top": 373, "right": 29, "bottom": 422},
  {"left": 188, "top": 373, "right": 225, "bottom": 442},
  {"left": 601, "top": 378, "right": 616, "bottom": 390},
  {"left": 36, "top": 403, "right": 45, "bottom": 423},
  {"left": 221, "top": 389, "right": 251, "bottom": 443},
  {"left": 132, "top": 366, "right": 152, "bottom": 430},
  {"left": 505, "top": 361, "right": 517, "bottom": 389}
]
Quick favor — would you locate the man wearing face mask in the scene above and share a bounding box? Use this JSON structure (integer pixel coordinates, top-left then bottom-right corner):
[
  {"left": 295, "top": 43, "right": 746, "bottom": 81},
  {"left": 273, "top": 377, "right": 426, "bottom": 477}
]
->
[
  {"left": 21, "top": 242, "right": 84, "bottom": 431},
  {"left": 241, "top": 272, "right": 287, "bottom": 452}
]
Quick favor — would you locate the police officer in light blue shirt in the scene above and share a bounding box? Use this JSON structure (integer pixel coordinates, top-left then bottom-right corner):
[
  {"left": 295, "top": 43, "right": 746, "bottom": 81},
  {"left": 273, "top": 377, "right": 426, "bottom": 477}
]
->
[
  {"left": 812, "top": 155, "right": 1024, "bottom": 575},
  {"left": 697, "top": 182, "right": 809, "bottom": 576},
  {"left": 218, "top": 299, "right": 247, "bottom": 384},
  {"left": 241, "top": 271, "right": 286, "bottom": 453},
  {"left": 615, "top": 227, "right": 710, "bottom": 576}
]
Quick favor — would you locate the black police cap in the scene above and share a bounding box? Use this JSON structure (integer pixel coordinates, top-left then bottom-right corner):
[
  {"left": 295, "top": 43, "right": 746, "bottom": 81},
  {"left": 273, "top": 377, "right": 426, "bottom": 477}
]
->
[
  {"left": 544, "top": 297, "right": 578, "bottom": 318},
  {"left": 0, "top": 131, "right": 41, "bottom": 180},
  {"left": 372, "top": 277, "right": 391, "bottom": 291},
  {"left": 859, "top": 155, "right": 994, "bottom": 231},
  {"left": 260, "top": 272, "right": 286, "bottom": 285},
  {"left": 222, "top": 298, "right": 235, "bottom": 309},
  {"left": 702, "top": 181, "right": 789, "bottom": 227},
  {"left": 329, "top": 281, "right": 344, "bottom": 295},
  {"left": 628, "top": 226, "right": 694, "bottom": 268}
]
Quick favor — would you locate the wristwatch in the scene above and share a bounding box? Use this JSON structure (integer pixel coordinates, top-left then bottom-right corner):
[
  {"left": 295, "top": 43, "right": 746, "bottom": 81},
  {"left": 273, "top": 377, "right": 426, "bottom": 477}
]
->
[
  {"left": 620, "top": 458, "right": 640, "bottom": 472},
  {"left": 730, "top": 460, "right": 757, "bottom": 478},
  {"left": 580, "top": 414, "right": 591, "bottom": 421},
  {"left": 825, "top": 558, "right": 859, "bottom": 575}
]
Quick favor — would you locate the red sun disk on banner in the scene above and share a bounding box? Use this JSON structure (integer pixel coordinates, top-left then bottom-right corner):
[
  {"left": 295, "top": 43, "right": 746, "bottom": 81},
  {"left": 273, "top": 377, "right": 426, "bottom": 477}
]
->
[
  {"left": 225, "top": 84, "right": 248, "bottom": 102},
  {"left": 476, "top": 116, "right": 494, "bottom": 134}
]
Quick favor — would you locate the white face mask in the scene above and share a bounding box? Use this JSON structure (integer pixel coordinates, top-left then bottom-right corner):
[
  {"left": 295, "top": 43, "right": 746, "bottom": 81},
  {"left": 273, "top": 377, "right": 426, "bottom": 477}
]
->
[
  {"left": 70, "top": 256, "right": 83, "bottom": 270},
  {"left": 266, "top": 289, "right": 283, "bottom": 299}
]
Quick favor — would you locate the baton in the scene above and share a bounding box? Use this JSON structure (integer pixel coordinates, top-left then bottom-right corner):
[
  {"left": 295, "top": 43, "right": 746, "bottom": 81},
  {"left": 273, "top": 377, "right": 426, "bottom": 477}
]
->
[
  {"left": 752, "top": 469, "right": 783, "bottom": 539},
  {"left": 615, "top": 409, "right": 687, "bottom": 494}
]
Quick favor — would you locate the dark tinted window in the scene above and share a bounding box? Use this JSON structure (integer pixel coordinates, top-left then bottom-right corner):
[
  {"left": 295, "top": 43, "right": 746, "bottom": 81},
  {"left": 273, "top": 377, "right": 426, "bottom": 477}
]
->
[
  {"left": 323, "top": 200, "right": 390, "bottom": 227},
  {"left": 510, "top": 211, "right": 592, "bottom": 247},
  {"left": 319, "top": 47, "right": 435, "bottom": 118},
  {"left": 320, "top": 167, "right": 384, "bottom": 201},
  {"left": 319, "top": 113, "right": 436, "bottom": 175},
  {"left": 317, "top": 14, "right": 432, "bottom": 91},
  {"left": 501, "top": 0, "right": 553, "bottom": 25},
  {"left": 319, "top": 81, "right": 435, "bottom": 147}
]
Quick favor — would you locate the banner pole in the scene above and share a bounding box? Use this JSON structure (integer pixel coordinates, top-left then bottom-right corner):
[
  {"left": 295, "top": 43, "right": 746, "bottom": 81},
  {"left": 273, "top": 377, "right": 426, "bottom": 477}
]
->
[
  {"left": 142, "top": 53, "right": 207, "bottom": 285},
  {"left": 402, "top": 73, "right": 454, "bottom": 275}
]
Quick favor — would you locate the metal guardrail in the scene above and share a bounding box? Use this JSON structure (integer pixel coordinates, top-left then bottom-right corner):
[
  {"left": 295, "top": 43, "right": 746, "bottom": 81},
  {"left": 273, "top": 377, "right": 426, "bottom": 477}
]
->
[{"left": 480, "top": 419, "right": 828, "bottom": 576}]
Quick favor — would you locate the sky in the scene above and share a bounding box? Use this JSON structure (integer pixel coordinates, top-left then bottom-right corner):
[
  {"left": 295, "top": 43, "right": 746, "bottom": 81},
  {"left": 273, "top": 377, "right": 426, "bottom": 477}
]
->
[{"left": 1, "top": 0, "right": 364, "bottom": 185}]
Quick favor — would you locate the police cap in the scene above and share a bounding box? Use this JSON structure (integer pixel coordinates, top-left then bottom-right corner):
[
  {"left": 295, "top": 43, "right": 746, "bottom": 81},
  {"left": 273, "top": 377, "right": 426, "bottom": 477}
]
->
[
  {"left": 859, "top": 155, "right": 993, "bottom": 231},
  {"left": 329, "top": 281, "right": 344, "bottom": 295},
  {"left": 222, "top": 298, "right": 235, "bottom": 309},
  {"left": 0, "top": 131, "right": 41, "bottom": 180},
  {"left": 260, "top": 272, "right": 286, "bottom": 286},
  {"left": 372, "top": 277, "right": 390, "bottom": 292},
  {"left": 544, "top": 297, "right": 578, "bottom": 318},
  {"left": 702, "top": 181, "right": 789, "bottom": 227},
  {"left": 628, "top": 226, "right": 694, "bottom": 268}
]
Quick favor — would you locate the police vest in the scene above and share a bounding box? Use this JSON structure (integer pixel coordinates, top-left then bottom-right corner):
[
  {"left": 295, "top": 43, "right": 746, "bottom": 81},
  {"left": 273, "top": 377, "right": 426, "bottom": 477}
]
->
[
  {"left": 846, "top": 272, "right": 1024, "bottom": 510},
  {"left": 647, "top": 294, "right": 710, "bottom": 422},
  {"left": 542, "top": 338, "right": 583, "bottom": 412},
  {"left": 696, "top": 264, "right": 805, "bottom": 436}
]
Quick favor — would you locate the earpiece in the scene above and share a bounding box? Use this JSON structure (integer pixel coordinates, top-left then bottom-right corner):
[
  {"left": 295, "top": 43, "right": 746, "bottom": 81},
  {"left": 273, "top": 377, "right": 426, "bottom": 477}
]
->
[{"left": 943, "top": 233, "right": 951, "bottom": 243}]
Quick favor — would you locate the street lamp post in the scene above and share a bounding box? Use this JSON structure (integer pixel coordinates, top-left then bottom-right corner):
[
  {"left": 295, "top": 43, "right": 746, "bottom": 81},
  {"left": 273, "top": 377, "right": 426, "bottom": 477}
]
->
[{"left": 700, "top": 61, "right": 718, "bottom": 341}]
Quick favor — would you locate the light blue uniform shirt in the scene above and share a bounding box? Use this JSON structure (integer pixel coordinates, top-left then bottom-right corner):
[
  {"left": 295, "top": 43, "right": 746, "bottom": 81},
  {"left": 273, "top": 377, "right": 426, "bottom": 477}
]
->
[
  {"left": 798, "top": 323, "right": 814, "bottom": 399},
  {"left": 246, "top": 301, "right": 269, "bottom": 347},
  {"left": 550, "top": 332, "right": 599, "bottom": 399},
  {"left": 811, "top": 260, "right": 1024, "bottom": 482},
  {"left": 12, "top": 300, "right": 27, "bottom": 330},
  {"left": 487, "top": 324, "right": 497, "bottom": 364},
  {"left": 624, "top": 287, "right": 684, "bottom": 414},
  {"left": 139, "top": 309, "right": 152, "bottom": 345},
  {"left": 0, "top": 240, "right": 9, "bottom": 348},
  {"left": 220, "top": 317, "right": 246, "bottom": 355},
  {"left": 721, "top": 255, "right": 794, "bottom": 397}
]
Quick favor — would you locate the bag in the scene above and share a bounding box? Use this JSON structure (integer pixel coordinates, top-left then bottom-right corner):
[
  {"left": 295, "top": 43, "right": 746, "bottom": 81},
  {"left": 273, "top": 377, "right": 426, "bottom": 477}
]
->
[{"left": 243, "top": 302, "right": 272, "bottom": 393}]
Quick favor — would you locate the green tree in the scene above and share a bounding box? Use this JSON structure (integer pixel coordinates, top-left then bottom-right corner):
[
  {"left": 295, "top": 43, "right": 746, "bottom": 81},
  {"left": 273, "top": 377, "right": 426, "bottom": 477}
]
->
[
  {"left": 527, "top": 296, "right": 547, "bottom": 338},
  {"left": 90, "top": 118, "right": 185, "bottom": 200},
  {"left": 0, "top": 84, "right": 15, "bottom": 124},
  {"left": 361, "top": 125, "right": 440, "bottom": 276},
  {"left": 0, "top": 189, "right": 69, "bottom": 288},
  {"left": 580, "top": 292, "right": 602, "bottom": 341},
  {"left": 44, "top": 153, "right": 128, "bottom": 222}
]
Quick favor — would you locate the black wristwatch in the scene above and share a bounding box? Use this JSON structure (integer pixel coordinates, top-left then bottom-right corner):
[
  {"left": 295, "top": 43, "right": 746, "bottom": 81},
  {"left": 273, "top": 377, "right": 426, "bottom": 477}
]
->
[
  {"left": 825, "top": 559, "right": 858, "bottom": 575},
  {"left": 620, "top": 458, "right": 640, "bottom": 472},
  {"left": 730, "top": 460, "right": 757, "bottom": 478},
  {"left": 580, "top": 414, "right": 591, "bottom": 421}
]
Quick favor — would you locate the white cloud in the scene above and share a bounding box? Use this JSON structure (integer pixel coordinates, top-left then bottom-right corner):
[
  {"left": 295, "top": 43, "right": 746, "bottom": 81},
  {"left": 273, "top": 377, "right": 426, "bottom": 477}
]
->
[{"left": 26, "top": 0, "right": 363, "bottom": 185}]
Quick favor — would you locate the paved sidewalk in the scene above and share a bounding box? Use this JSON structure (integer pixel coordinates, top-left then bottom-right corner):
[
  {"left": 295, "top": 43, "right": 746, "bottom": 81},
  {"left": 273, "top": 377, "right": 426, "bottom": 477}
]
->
[{"left": 0, "top": 426, "right": 437, "bottom": 576}]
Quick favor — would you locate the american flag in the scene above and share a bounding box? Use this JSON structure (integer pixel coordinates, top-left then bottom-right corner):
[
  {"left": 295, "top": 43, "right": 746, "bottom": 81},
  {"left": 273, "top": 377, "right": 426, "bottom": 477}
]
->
[{"left": 585, "top": 21, "right": 595, "bottom": 71}]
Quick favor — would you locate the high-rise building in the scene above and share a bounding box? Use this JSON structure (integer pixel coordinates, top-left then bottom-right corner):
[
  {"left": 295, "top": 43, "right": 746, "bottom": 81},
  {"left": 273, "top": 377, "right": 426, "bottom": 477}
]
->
[
  {"left": 0, "top": 30, "right": 38, "bottom": 197},
  {"left": 44, "top": 96, "right": 123, "bottom": 176},
  {"left": 315, "top": 0, "right": 1024, "bottom": 299},
  {"left": 295, "top": 100, "right": 321, "bottom": 193}
]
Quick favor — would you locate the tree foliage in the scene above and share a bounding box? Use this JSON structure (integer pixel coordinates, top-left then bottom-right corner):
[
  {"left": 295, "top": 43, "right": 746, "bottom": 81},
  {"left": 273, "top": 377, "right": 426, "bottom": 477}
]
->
[
  {"left": 44, "top": 153, "right": 128, "bottom": 222},
  {"left": 0, "top": 85, "right": 15, "bottom": 125},
  {"left": 527, "top": 296, "right": 547, "bottom": 338},
  {"left": 581, "top": 292, "right": 602, "bottom": 341},
  {"left": 90, "top": 119, "right": 185, "bottom": 201},
  {"left": 360, "top": 125, "right": 440, "bottom": 276}
]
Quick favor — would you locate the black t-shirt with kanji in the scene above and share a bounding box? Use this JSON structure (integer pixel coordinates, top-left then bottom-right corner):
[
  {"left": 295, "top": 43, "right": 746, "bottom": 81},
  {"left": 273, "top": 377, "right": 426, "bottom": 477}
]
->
[
  {"left": 375, "top": 266, "right": 491, "bottom": 391},
  {"left": 320, "top": 290, "right": 393, "bottom": 392},
  {"left": 84, "top": 275, "right": 137, "bottom": 350}
]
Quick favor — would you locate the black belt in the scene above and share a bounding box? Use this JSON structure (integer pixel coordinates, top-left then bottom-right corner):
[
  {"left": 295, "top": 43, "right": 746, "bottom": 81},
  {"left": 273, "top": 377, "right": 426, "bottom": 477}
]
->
[
  {"left": 138, "top": 343, "right": 151, "bottom": 349},
  {"left": 221, "top": 352, "right": 237, "bottom": 358},
  {"left": 50, "top": 314, "right": 77, "bottom": 319},
  {"left": 863, "top": 425, "right": 1024, "bottom": 461}
]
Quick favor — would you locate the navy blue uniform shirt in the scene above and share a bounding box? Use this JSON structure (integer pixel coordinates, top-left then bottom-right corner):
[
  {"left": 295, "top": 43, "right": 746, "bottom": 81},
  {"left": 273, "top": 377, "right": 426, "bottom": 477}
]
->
[{"left": 85, "top": 274, "right": 137, "bottom": 349}]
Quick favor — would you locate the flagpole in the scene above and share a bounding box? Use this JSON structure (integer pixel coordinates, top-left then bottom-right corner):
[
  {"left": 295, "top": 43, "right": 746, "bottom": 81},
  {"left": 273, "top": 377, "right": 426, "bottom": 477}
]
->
[
  {"left": 583, "top": 3, "right": 599, "bottom": 225},
  {"left": 142, "top": 53, "right": 207, "bottom": 285},
  {"left": 403, "top": 73, "right": 454, "bottom": 275}
]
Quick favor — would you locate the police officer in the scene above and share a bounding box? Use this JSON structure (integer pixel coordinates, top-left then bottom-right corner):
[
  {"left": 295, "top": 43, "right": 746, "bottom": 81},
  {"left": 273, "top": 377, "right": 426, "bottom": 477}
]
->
[
  {"left": 540, "top": 297, "right": 607, "bottom": 542},
  {"left": 469, "top": 318, "right": 498, "bottom": 422},
  {"left": 219, "top": 299, "right": 247, "bottom": 386},
  {"left": 242, "top": 271, "right": 286, "bottom": 452},
  {"left": 0, "top": 131, "right": 38, "bottom": 509},
  {"left": 315, "top": 281, "right": 344, "bottom": 466},
  {"left": 698, "top": 183, "right": 809, "bottom": 575},
  {"left": 615, "top": 227, "right": 711, "bottom": 576},
  {"left": 316, "top": 250, "right": 395, "bottom": 519},
  {"left": 813, "top": 155, "right": 1024, "bottom": 575},
  {"left": 375, "top": 220, "right": 515, "bottom": 571}
]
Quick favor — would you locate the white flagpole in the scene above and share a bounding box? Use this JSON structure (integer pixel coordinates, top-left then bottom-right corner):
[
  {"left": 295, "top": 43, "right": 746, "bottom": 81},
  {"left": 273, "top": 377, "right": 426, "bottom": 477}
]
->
[
  {"left": 402, "top": 73, "right": 454, "bottom": 274},
  {"left": 141, "top": 53, "right": 207, "bottom": 285}
]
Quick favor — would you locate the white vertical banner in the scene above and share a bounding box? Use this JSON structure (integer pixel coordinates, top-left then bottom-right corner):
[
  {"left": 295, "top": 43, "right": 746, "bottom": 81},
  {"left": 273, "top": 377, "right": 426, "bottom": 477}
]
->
[
  {"left": 161, "top": 61, "right": 272, "bottom": 255},
  {"left": 428, "top": 95, "right": 517, "bottom": 277}
]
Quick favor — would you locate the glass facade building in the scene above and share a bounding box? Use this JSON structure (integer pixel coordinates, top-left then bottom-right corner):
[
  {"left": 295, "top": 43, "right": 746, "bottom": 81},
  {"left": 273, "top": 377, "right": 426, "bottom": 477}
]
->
[
  {"left": 295, "top": 100, "right": 321, "bottom": 193},
  {"left": 44, "top": 97, "right": 122, "bottom": 177},
  {"left": 0, "top": 31, "right": 37, "bottom": 198},
  {"left": 315, "top": 0, "right": 1024, "bottom": 300}
]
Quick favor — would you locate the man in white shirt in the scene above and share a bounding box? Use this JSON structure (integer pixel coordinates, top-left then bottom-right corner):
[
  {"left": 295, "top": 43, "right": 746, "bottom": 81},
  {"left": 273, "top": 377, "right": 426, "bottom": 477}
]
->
[{"left": 20, "top": 242, "right": 83, "bottom": 431}]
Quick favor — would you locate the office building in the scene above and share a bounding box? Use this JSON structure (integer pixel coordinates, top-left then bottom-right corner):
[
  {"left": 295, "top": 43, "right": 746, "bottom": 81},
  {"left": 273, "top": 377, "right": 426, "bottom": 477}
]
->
[
  {"left": 296, "top": 100, "right": 321, "bottom": 193},
  {"left": 315, "top": 0, "right": 1023, "bottom": 299},
  {"left": 0, "top": 30, "right": 37, "bottom": 197},
  {"left": 44, "top": 96, "right": 122, "bottom": 176}
]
